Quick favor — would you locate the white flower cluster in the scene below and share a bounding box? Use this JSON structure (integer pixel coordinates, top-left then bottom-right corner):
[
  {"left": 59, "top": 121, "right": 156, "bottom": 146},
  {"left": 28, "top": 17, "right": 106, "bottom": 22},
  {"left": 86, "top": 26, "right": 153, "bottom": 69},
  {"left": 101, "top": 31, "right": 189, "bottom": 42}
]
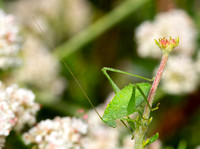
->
[
  {"left": 0, "top": 81, "right": 39, "bottom": 148},
  {"left": 161, "top": 56, "right": 199, "bottom": 94},
  {"left": 135, "top": 9, "right": 199, "bottom": 95},
  {"left": 23, "top": 117, "right": 88, "bottom": 149},
  {"left": 7, "top": 0, "right": 92, "bottom": 35},
  {"left": 135, "top": 9, "right": 197, "bottom": 58},
  {"left": 13, "top": 36, "right": 65, "bottom": 101},
  {"left": 0, "top": 10, "right": 21, "bottom": 69},
  {"left": 23, "top": 93, "right": 137, "bottom": 149},
  {"left": 0, "top": 99, "right": 16, "bottom": 136},
  {"left": 6, "top": 84, "right": 40, "bottom": 131}
]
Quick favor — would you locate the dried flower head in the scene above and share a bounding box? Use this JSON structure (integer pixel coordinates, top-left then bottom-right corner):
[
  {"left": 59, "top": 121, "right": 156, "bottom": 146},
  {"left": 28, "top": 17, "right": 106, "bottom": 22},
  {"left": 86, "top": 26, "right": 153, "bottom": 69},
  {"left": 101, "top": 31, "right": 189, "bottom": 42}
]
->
[{"left": 155, "top": 37, "right": 179, "bottom": 55}]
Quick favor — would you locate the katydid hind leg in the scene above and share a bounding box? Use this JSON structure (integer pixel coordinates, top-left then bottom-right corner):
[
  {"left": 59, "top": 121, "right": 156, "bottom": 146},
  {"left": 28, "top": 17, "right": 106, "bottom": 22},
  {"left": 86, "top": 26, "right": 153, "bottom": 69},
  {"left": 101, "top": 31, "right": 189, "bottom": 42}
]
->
[
  {"left": 102, "top": 67, "right": 153, "bottom": 83},
  {"left": 62, "top": 60, "right": 103, "bottom": 121}
]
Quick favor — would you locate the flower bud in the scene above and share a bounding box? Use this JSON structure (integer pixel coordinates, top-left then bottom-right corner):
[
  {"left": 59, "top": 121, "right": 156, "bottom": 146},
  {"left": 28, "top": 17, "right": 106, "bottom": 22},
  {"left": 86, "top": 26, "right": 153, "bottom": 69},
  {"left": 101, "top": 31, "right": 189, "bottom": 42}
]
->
[{"left": 154, "top": 37, "right": 179, "bottom": 55}]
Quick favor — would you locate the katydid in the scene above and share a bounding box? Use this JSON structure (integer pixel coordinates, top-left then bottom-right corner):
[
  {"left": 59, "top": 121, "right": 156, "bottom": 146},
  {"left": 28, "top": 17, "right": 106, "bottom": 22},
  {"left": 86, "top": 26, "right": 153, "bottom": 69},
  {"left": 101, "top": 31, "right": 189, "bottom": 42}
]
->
[{"left": 63, "top": 62, "right": 156, "bottom": 129}]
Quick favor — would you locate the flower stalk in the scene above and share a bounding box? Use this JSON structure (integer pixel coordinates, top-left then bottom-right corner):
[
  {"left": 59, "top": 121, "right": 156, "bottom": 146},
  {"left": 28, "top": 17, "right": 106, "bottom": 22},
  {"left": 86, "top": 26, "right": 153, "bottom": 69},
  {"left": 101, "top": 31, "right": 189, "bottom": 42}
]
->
[{"left": 133, "top": 37, "right": 179, "bottom": 149}]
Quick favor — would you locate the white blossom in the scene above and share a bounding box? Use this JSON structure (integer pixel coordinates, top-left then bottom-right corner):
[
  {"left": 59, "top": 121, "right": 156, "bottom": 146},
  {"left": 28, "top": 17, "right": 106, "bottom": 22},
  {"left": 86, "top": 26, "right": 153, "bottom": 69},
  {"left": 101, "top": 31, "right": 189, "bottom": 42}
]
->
[
  {"left": 0, "top": 10, "right": 21, "bottom": 69},
  {"left": 23, "top": 117, "right": 88, "bottom": 149},
  {"left": 0, "top": 82, "right": 17, "bottom": 139},
  {"left": 135, "top": 9, "right": 198, "bottom": 58},
  {"left": 160, "top": 55, "right": 198, "bottom": 94},
  {"left": 0, "top": 81, "right": 39, "bottom": 148},
  {"left": 7, "top": 0, "right": 92, "bottom": 35},
  {"left": 0, "top": 101, "right": 16, "bottom": 136},
  {"left": 6, "top": 84, "right": 40, "bottom": 131},
  {"left": 13, "top": 36, "right": 65, "bottom": 100}
]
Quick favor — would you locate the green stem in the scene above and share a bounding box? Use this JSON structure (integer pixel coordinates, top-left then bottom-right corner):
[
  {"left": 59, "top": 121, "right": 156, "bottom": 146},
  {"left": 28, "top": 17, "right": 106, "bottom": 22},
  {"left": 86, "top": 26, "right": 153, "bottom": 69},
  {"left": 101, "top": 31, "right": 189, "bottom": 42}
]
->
[
  {"left": 134, "top": 54, "right": 169, "bottom": 149},
  {"left": 54, "top": 0, "right": 148, "bottom": 59}
]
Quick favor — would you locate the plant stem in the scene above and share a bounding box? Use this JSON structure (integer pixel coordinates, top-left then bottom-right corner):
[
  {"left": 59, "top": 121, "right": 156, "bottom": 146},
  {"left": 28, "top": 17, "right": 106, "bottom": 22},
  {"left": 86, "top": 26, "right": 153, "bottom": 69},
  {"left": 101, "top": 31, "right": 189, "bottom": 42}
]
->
[
  {"left": 143, "top": 54, "right": 169, "bottom": 119},
  {"left": 54, "top": 0, "right": 148, "bottom": 59},
  {"left": 134, "top": 53, "right": 169, "bottom": 149}
]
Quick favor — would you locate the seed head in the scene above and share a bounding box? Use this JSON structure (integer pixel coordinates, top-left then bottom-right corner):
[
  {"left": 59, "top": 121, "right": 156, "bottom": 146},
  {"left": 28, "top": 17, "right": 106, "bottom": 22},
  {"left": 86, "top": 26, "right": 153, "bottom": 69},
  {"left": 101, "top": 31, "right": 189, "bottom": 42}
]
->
[{"left": 155, "top": 37, "right": 179, "bottom": 55}]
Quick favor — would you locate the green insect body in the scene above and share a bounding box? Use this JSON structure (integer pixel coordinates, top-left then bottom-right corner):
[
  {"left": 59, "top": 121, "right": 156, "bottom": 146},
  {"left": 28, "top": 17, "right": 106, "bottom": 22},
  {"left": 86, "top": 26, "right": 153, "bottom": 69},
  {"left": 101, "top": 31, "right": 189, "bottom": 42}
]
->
[
  {"left": 102, "top": 83, "right": 151, "bottom": 128},
  {"left": 63, "top": 62, "right": 159, "bottom": 146}
]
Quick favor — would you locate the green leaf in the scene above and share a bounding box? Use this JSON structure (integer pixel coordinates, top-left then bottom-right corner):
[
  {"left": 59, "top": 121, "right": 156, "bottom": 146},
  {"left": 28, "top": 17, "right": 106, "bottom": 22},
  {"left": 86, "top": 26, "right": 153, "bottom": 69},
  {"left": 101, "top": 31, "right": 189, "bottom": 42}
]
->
[
  {"left": 144, "top": 132, "right": 159, "bottom": 147},
  {"left": 102, "top": 83, "right": 151, "bottom": 127}
]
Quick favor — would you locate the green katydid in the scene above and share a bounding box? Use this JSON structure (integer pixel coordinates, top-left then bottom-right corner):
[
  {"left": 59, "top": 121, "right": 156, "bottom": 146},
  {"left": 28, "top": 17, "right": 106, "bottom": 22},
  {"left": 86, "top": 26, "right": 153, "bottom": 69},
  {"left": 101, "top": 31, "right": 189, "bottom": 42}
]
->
[
  {"left": 63, "top": 62, "right": 157, "bottom": 129},
  {"left": 101, "top": 67, "right": 154, "bottom": 128}
]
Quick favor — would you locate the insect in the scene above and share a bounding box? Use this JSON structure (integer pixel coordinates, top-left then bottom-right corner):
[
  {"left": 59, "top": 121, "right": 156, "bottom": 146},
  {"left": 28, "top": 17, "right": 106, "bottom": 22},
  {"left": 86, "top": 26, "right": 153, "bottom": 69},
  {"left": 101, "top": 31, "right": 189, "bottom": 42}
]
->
[
  {"left": 63, "top": 62, "right": 158, "bottom": 128},
  {"left": 100, "top": 67, "right": 154, "bottom": 128},
  {"left": 64, "top": 62, "right": 159, "bottom": 146}
]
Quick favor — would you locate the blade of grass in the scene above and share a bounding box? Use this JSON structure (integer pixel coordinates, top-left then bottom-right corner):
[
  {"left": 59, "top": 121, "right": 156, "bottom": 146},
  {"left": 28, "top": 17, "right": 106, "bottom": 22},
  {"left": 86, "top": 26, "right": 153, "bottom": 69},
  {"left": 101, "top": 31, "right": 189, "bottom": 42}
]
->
[{"left": 54, "top": 0, "right": 149, "bottom": 58}]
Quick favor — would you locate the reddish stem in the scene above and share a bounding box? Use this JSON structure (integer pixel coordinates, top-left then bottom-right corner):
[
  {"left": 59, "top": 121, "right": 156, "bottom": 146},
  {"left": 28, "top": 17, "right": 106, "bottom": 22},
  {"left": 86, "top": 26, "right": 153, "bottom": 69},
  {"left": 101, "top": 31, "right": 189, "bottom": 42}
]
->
[
  {"left": 134, "top": 54, "right": 169, "bottom": 149},
  {"left": 143, "top": 54, "right": 169, "bottom": 119}
]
